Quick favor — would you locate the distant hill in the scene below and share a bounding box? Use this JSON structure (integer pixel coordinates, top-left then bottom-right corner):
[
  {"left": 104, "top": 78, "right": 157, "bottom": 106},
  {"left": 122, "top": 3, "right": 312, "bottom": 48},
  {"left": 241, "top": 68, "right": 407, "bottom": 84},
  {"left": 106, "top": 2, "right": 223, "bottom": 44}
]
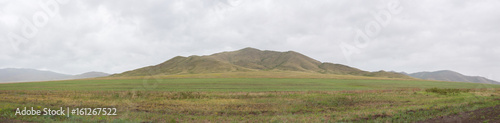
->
[
  {"left": 113, "top": 47, "right": 411, "bottom": 79},
  {"left": 73, "top": 72, "right": 111, "bottom": 79},
  {"left": 0, "top": 68, "right": 72, "bottom": 82},
  {"left": 406, "top": 70, "right": 499, "bottom": 84},
  {"left": 0, "top": 68, "right": 110, "bottom": 83}
]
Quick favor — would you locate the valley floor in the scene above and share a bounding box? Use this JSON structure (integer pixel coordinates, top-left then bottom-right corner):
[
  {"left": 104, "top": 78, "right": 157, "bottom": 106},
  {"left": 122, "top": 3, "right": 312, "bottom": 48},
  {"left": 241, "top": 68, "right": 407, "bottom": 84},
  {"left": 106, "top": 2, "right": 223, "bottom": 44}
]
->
[{"left": 0, "top": 78, "right": 500, "bottom": 122}]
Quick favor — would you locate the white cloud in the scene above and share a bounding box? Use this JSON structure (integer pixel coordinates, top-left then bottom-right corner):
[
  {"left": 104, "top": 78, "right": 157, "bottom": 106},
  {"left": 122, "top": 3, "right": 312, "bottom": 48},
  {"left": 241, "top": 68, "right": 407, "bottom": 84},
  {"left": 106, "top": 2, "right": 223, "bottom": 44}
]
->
[{"left": 0, "top": 0, "right": 498, "bottom": 81}]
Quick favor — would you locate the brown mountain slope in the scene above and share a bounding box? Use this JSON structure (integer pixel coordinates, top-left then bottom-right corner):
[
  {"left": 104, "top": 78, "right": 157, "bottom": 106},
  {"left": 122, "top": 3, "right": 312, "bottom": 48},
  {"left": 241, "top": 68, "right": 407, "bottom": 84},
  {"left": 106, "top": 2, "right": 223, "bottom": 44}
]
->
[
  {"left": 117, "top": 56, "right": 253, "bottom": 76},
  {"left": 210, "top": 48, "right": 322, "bottom": 72},
  {"left": 113, "top": 47, "right": 411, "bottom": 79}
]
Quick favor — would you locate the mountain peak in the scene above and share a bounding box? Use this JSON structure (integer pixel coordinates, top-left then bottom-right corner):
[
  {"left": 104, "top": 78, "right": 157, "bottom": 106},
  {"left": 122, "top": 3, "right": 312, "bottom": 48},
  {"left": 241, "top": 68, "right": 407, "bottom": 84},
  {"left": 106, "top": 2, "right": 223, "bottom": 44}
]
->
[
  {"left": 238, "top": 47, "right": 261, "bottom": 52},
  {"left": 73, "top": 72, "right": 110, "bottom": 79}
]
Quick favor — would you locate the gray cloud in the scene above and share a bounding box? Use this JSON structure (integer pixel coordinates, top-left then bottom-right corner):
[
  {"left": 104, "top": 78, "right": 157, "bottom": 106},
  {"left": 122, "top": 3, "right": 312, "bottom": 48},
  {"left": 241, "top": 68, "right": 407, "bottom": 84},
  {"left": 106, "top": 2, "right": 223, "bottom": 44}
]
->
[{"left": 0, "top": 0, "right": 498, "bottom": 81}]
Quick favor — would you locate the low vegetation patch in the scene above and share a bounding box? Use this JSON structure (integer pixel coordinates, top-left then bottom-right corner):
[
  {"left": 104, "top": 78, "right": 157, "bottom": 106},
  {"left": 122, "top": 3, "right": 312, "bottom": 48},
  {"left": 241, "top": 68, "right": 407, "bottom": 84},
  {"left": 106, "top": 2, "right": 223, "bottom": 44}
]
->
[
  {"left": 1, "top": 78, "right": 499, "bottom": 122},
  {"left": 0, "top": 88, "right": 499, "bottom": 122},
  {"left": 425, "top": 88, "right": 470, "bottom": 95}
]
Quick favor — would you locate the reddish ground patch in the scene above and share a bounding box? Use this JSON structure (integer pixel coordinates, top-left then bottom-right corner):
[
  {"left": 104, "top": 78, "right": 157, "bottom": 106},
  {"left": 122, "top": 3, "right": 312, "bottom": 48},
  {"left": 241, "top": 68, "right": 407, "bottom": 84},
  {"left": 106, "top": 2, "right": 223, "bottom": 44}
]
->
[{"left": 419, "top": 105, "right": 500, "bottom": 123}]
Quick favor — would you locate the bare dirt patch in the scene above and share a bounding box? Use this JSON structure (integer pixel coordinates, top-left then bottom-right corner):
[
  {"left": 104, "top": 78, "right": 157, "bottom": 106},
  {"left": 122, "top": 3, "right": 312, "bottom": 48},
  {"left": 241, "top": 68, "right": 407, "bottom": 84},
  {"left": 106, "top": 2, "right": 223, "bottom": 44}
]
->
[{"left": 420, "top": 104, "right": 500, "bottom": 123}]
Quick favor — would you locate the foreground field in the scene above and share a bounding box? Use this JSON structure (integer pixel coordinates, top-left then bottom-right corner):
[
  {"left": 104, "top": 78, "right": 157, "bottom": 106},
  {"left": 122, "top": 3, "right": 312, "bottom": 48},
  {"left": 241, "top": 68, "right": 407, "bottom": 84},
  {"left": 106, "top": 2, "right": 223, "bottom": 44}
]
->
[
  {"left": 1, "top": 78, "right": 498, "bottom": 91},
  {"left": 1, "top": 78, "right": 500, "bottom": 122}
]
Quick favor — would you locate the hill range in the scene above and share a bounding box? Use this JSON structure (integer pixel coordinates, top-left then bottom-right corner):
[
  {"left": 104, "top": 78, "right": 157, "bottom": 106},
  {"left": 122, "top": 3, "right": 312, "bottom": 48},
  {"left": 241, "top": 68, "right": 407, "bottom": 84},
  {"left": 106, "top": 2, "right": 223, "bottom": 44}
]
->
[
  {"left": 0, "top": 68, "right": 109, "bottom": 83},
  {"left": 404, "top": 70, "right": 499, "bottom": 84},
  {"left": 111, "top": 47, "right": 410, "bottom": 79},
  {"left": 2, "top": 48, "right": 497, "bottom": 84},
  {"left": 110, "top": 47, "right": 498, "bottom": 84}
]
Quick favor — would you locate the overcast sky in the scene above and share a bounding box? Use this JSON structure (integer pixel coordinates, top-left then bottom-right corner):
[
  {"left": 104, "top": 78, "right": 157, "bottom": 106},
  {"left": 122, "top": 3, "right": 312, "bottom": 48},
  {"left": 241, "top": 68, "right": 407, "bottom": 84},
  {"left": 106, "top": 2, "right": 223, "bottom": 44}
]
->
[{"left": 0, "top": 0, "right": 499, "bottom": 81}]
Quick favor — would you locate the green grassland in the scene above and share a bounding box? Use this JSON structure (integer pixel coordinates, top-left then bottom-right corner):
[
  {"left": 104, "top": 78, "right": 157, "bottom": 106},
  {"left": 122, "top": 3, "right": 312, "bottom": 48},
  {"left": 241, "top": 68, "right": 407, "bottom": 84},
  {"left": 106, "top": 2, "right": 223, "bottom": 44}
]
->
[
  {"left": 1, "top": 78, "right": 500, "bottom": 122},
  {"left": 0, "top": 78, "right": 498, "bottom": 91}
]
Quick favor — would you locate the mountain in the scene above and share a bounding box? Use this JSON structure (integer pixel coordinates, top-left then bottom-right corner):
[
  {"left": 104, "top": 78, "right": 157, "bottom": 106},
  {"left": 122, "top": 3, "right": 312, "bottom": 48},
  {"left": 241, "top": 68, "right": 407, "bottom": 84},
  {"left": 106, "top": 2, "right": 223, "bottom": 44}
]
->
[
  {"left": 113, "top": 47, "right": 411, "bottom": 79},
  {"left": 407, "top": 70, "right": 499, "bottom": 84},
  {"left": 0, "top": 68, "right": 72, "bottom": 82},
  {"left": 0, "top": 68, "right": 110, "bottom": 83},
  {"left": 73, "top": 72, "right": 111, "bottom": 79}
]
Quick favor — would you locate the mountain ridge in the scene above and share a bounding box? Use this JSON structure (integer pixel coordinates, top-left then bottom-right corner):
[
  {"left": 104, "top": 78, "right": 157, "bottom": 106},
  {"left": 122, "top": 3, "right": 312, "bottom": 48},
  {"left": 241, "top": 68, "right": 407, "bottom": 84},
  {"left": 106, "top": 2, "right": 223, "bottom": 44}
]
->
[
  {"left": 404, "top": 70, "right": 499, "bottom": 84},
  {"left": 0, "top": 68, "right": 110, "bottom": 83},
  {"left": 113, "top": 47, "right": 411, "bottom": 79}
]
